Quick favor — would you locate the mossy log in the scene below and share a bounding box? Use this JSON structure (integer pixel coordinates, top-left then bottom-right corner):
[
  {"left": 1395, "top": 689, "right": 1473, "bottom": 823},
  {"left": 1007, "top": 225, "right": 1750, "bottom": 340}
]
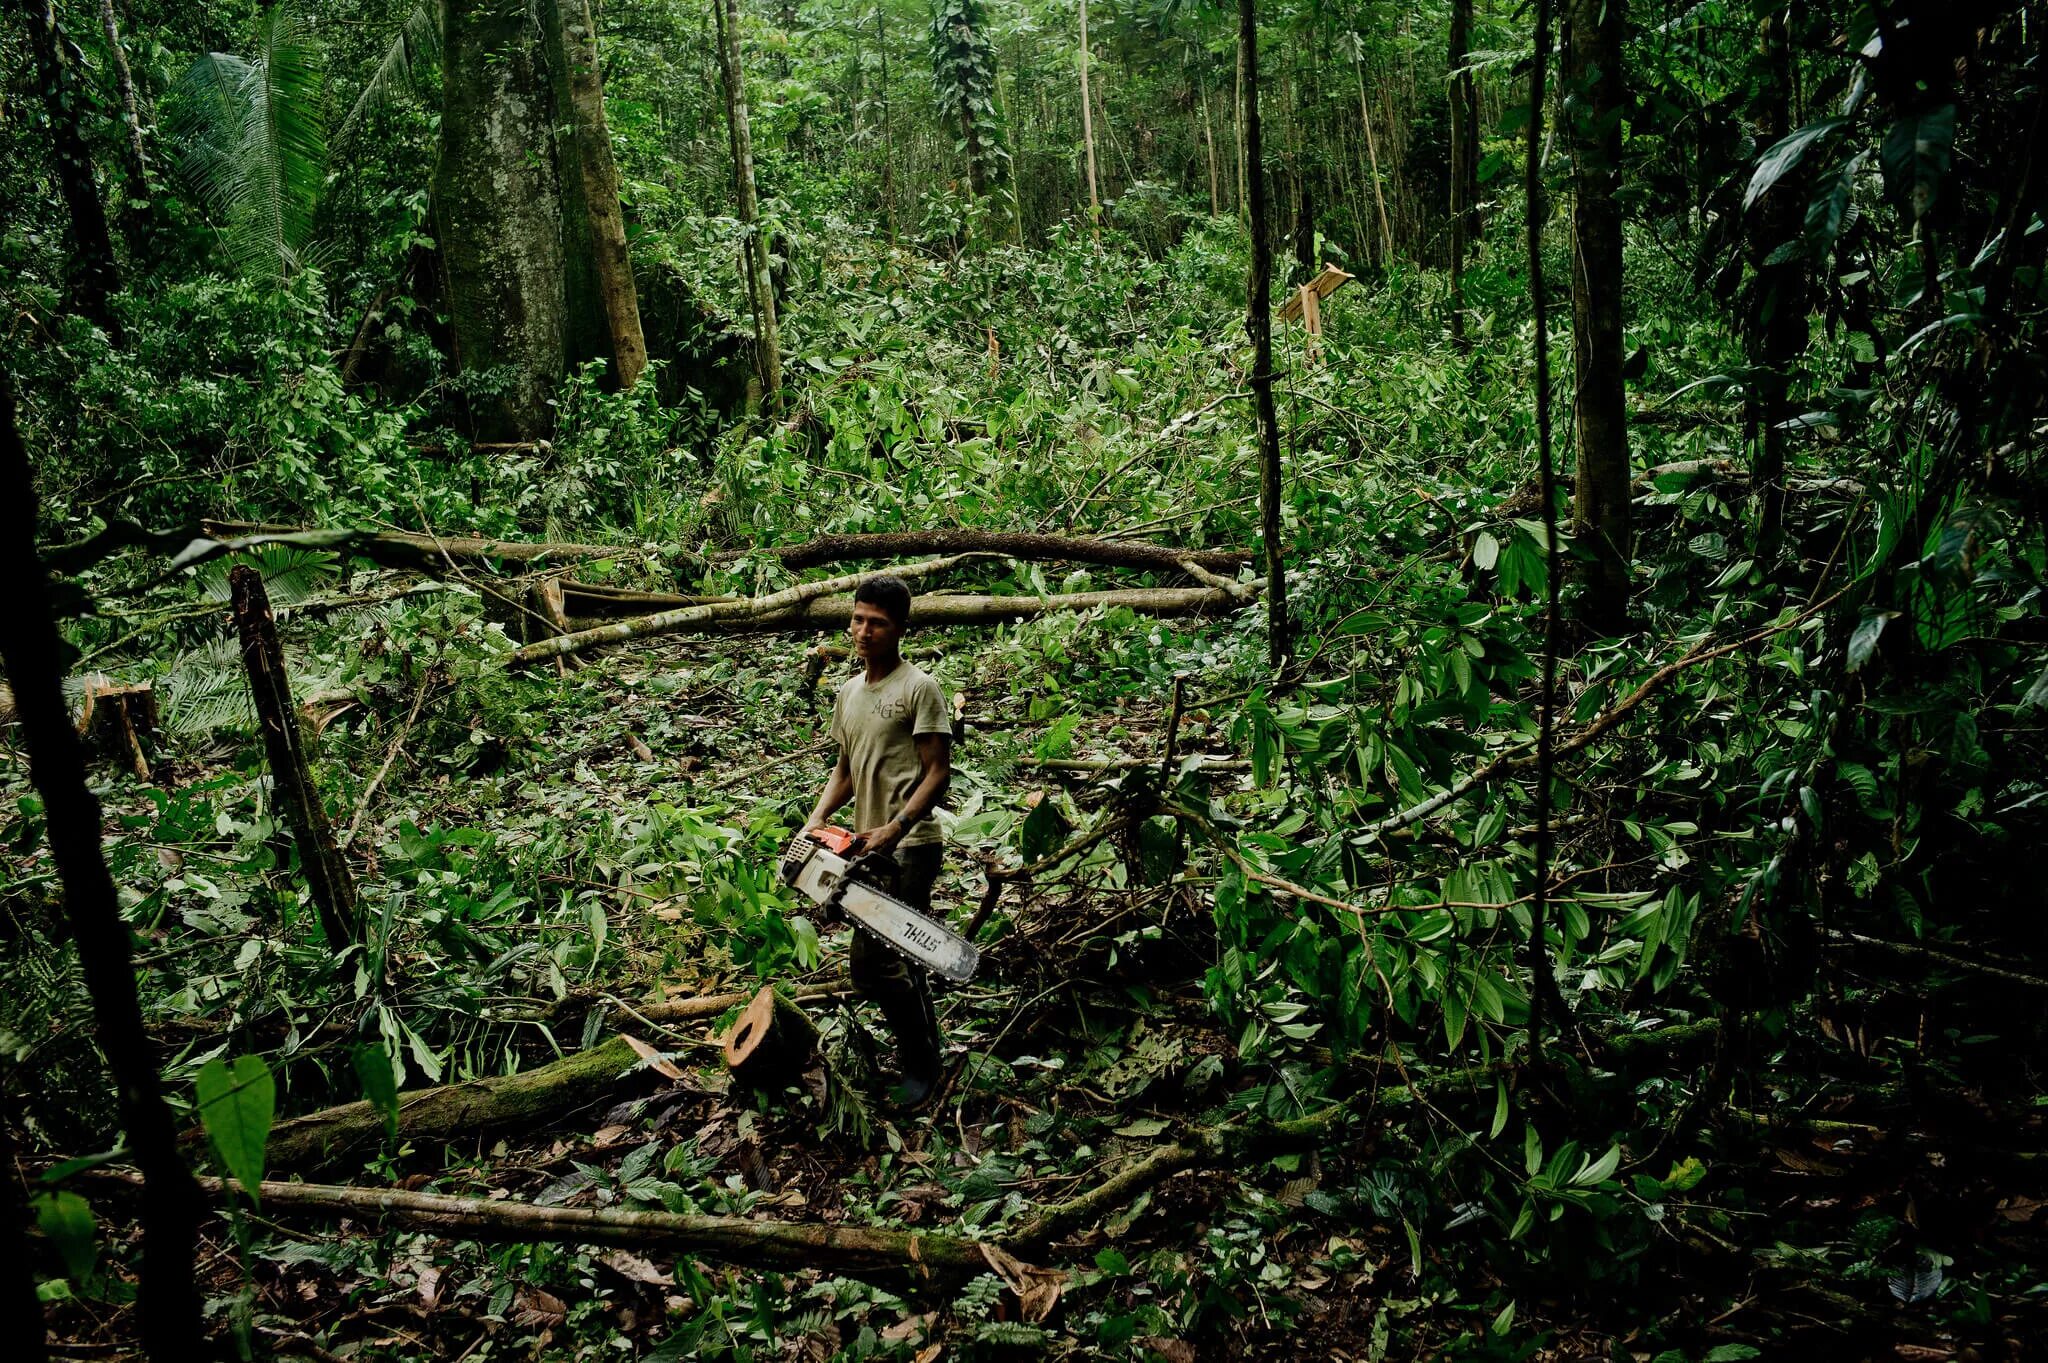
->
[
  {"left": 88, "top": 1170, "right": 986, "bottom": 1288},
  {"left": 721, "top": 987, "right": 820, "bottom": 1092},
  {"left": 248, "top": 1034, "right": 655, "bottom": 1174}
]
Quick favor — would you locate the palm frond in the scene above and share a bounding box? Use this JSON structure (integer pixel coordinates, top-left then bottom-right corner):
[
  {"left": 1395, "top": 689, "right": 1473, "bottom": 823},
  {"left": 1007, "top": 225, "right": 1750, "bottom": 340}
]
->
[
  {"left": 193, "top": 545, "right": 341, "bottom": 608},
  {"left": 169, "top": 4, "right": 328, "bottom": 283},
  {"left": 159, "top": 638, "right": 257, "bottom": 736},
  {"left": 334, "top": 1, "right": 442, "bottom": 151}
]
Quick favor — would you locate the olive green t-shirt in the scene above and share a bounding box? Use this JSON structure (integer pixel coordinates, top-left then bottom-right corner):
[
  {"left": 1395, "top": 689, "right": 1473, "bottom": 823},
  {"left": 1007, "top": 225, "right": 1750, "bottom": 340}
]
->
[{"left": 830, "top": 661, "right": 951, "bottom": 847}]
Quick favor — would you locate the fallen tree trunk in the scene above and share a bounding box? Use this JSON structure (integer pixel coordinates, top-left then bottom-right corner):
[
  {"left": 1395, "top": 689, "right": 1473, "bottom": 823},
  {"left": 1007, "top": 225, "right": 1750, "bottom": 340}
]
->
[
  {"left": 200, "top": 520, "right": 704, "bottom": 579},
  {"left": 250, "top": 1034, "right": 656, "bottom": 1173},
  {"left": 747, "top": 530, "right": 1249, "bottom": 576},
  {"left": 513, "top": 582, "right": 1251, "bottom": 665},
  {"left": 85, "top": 1170, "right": 985, "bottom": 1286}
]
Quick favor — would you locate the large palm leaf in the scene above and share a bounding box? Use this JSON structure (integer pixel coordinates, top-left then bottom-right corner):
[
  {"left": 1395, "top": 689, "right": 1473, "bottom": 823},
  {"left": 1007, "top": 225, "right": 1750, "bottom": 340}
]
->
[
  {"left": 333, "top": 1, "right": 442, "bottom": 151},
  {"left": 170, "top": 4, "right": 327, "bottom": 283}
]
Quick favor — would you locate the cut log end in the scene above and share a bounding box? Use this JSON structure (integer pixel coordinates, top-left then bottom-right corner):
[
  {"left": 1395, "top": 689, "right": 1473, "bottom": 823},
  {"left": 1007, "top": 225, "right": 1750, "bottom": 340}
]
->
[{"left": 722, "top": 987, "right": 819, "bottom": 1093}]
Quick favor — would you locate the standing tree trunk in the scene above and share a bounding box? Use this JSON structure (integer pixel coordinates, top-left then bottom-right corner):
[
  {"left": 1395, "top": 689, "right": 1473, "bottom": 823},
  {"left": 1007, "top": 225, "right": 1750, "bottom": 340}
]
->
[
  {"left": 1201, "top": 81, "right": 1221, "bottom": 215},
  {"left": 1239, "top": 0, "right": 1288, "bottom": 668},
  {"left": 98, "top": 0, "right": 151, "bottom": 201},
  {"left": 1448, "top": 0, "right": 1476, "bottom": 343},
  {"left": 1351, "top": 47, "right": 1395, "bottom": 266},
  {"left": 26, "top": 0, "right": 122, "bottom": 340},
  {"left": 436, "top": 0, "right": 571, "bottom": 441},
  {"left": 556, "top": 0, "right": 648, "bottom": 390},
  {"left": 231, "top": 565, "right": 361, "bottom": 948},
  {"left": 0, "top": 373, "right": 202, "bottom": 1358},
  {"left": 1563, "top": 0, "right": 1631, "bottom": 634},
  {"left": 1078, "top": 0, "right": 1102, "bottom": 240},
  {"left": 1744, "top": 10, "right": 1808, "bottom": 560},
  {"left": 715, "top": 0, "right": 783, "bottom": 411},
  {"left": 877, "top": 3, "right": 897, "bottom": 244}
]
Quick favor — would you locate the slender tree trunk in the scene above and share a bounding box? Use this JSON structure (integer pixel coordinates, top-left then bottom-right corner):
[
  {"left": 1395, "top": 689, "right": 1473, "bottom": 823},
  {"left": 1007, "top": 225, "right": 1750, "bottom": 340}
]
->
[
  {"left": 0, "top": 373, "right": 202, "bottom": 1358},
  {"left": 1522, "top": 0, "right": 1563, "bottom": 1059},
  {"left": 1239, "top": 0, "right": 1288, "bottom": 668},
  {"left": 1234, "top": 47, "right": 1248, "bottom": 227},
  {"left": 436, "top": 0, "right": 570, "bottom": 441},
  {"left": 715, "top": 0, "right": 783, "bottom": 411},
  {"left": 231, "top": 566, "right": 361, "bottom": 948},
  {"left": 556, "top": 0, "right": 647, "bottom": 390},
  {"left": 1449, "top": 0, "right": 1474, "bottom": 343},
  {"left": 1078, "top": 0, "right": 1101, "bottom": 240},
  {"left": 1202, "top": 81, "right": 1221, "bottom": 215},
  {"left": 1563, "top": 0, "right": 1631, "bottom": 633},
  {"left": 1352, "top": 50, "right": 1395, "bottom": 266},
  {"left": 26, "top": 0, "right": 122, "bottom": 340},
  {"left": 1746, "top": 9, "right": 1807, "bottom": 560},
  {"left": 98, "top": 0, "right": 150, "bottom": 199},
  {"left": 877, "top": 3, "right": 897, "bottom": 244}
]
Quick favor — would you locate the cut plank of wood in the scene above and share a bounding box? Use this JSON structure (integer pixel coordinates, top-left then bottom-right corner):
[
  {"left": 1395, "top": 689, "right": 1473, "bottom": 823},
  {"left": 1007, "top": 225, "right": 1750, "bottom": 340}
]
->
[{"left": 1277, "top": 263, "right": 1355, "bottom": 323}]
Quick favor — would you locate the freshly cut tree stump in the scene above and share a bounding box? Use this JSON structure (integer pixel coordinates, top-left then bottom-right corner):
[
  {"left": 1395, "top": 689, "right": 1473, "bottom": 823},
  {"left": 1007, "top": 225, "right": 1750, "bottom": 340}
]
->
[
  {"left": 77, "top": 677, "right": 157, "bottom": 780},
  {"left": 721, "top": 986, "right": 819, "bottom": 1092}
]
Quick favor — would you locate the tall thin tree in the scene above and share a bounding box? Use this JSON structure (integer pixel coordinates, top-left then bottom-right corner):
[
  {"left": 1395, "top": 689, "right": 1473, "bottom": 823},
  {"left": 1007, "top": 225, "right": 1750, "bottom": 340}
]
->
[
  {"left": 1240, "top": 0, "right": 1288, "bottom": 667},
  {"left": 25, "top": 0, "right": 123, "bottom": 339},
  {"left": 556, "top": 0, "right": 648, "bottom": 390},
  {"left": 1078, "top": 0, "right": 1102, "bottom": 240},
  {"left": 0, "top": 373, "right": 202, "bottom": 1357},
  {"left": 715, "top": 0, "right": 784, "bottom": 410},
  {"left": 1524, "top": 0, "right": 1564, "bottom": 1058},
  {"left": 1743, "top": 8, "right": 1808, "bottom": 560},
  {"left": 1448, "top": 0, "right": 1476, "bottom": 342},
  {"left": 1564, "top": 0, "right": 1631, "bottom": 632}
]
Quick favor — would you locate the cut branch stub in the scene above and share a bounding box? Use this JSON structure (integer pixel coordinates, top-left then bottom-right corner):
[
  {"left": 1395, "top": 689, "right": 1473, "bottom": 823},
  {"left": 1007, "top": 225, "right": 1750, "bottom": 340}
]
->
[{"left": 722, "top": 987, "right": 820, "bottom": 1093}]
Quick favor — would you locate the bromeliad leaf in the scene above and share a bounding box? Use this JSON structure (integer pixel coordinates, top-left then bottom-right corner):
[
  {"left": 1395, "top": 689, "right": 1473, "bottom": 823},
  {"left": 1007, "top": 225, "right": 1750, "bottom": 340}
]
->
[{"left": 196, "top": 1054, "right": 276, "bottom": 1202}]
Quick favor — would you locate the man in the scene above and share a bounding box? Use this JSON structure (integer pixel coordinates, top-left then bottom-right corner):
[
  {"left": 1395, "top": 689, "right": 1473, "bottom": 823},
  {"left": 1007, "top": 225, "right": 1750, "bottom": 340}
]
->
[{"left": 804, "top": 574, "right": 952, "bottom": 1106}]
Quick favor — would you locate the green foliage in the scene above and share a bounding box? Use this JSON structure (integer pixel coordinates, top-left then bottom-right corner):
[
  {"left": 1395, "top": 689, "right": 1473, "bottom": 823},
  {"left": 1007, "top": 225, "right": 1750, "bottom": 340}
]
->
[{"left": 195, "top": 1054, "right": 277, "bottom": 1201}]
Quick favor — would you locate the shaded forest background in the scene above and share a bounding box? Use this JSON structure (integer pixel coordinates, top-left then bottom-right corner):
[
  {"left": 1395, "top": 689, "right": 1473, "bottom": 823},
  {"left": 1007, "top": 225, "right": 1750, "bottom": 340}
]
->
[{"left": 3, "top": 0, "right": 2047, "bottom": 1358}]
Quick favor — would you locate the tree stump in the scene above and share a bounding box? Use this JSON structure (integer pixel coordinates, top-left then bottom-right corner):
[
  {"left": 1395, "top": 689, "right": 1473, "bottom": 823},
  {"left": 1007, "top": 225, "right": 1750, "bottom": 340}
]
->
[
  {"left": 77, "top": 677, "right": 157, "bottom": 780},
  {"left": 721, "top": 987, "right": 819, "bottom": 1093}
]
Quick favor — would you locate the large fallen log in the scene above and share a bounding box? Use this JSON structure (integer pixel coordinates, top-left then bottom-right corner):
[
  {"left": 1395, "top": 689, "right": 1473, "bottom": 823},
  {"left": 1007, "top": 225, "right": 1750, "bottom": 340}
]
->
[
  {"left": 249, "top": 1034, "right": 655, "bottom": 1173},
  {"left": 745, "top": 530, "right": 1249, "bottom": 576},
  {"left": 513, "top": 581, "right": 1252, "bottom": 666},
  {"left": 199, "top": 520, "right": 705, "bottom": 578},
  {"left": 86, "top": 1170, "right": 986, "bottom": 1287}
]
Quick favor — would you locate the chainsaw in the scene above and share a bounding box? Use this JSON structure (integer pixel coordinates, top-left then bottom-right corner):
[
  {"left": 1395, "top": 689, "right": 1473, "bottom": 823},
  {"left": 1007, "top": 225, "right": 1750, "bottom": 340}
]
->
[{"left": 778, "top": 826, "right": 980, "bottom": 985}]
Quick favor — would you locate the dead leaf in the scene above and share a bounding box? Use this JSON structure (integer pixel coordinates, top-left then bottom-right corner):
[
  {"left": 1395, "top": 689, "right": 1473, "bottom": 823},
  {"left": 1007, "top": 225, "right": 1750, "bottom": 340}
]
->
[
  {"left": 513, "top": 1286, "right": 567, "bottom": 1327},
  {"left": 599, "top": 1251, "right": 670, "bottom": 1286},
  {"left": 881, "top": 1313, "right": 934, "bottom": 1344},
  {"left": 980, "top": 1242, "right": 1066, "bottom": 1323},
  {"left": 622, "top": 1033, "right": 685, "bottom": 1081},
  {"left": 1893, "top": 1346, "right": 1953, "bottom": 1361},
  {"left": 415, "top": 1264, "right": 442, "bottom": 1309},
  {"left": 1137, "top": 1338, "right": 1195, "bottom": 1363},
  {"left": 591, "top": 1124, "right": 632, "bottom": 1146}
]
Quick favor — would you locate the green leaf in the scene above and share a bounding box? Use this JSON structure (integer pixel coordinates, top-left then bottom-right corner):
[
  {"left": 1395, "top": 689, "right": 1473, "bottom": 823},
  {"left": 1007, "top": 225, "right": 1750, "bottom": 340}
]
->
[
  {"left": 196, "top": 1055, "right": 276, "bottom": 1202},
  {"left": 1880, "top": 104, "right": 1957, "bottom": 219},
  {"left": 1113, "top": 1118, "right": 1168, "bottom": 1138},
  {"left": 352, "top": 1043, "right": 400, "bottom": 1139},
  {"left": 1471, "top": 531, "right": 1499, "bottom": 570},
  {"left": 1746, "top": 118, "right": 1845, "bottom": 209},
  {"left": 34, "top": 1191, "right": 97, "bottom": 1282},
  {"left": 1136, "top": 815, "right": 1183, "bottom": 885},
  {"left": 1704, "top": 1347, "right": 1762, "bottom": 1362},
  {"left": 1490, "top": 1078, "right": 1509, "bottom": 1139},
  {"left": 1020, "top": 798, "right": 1063, "bottom": 863},
  {"left": 1572, "top": 1144, "right": 1621, "bottom": 1186},
  {"left": 1848, "top": 612, "right": 1890, "bottom": 671}
]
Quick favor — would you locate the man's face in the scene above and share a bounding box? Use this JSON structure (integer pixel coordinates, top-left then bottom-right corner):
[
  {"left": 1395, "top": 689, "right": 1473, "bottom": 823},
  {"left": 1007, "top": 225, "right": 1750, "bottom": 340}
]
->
[{"left": 850, "top": 600, "right": 904, "bottom": 662}]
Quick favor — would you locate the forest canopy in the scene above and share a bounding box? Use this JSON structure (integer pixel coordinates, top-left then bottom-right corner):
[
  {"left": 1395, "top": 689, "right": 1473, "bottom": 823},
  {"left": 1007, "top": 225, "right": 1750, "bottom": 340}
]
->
[{"left": 3, "top": 0, "right": 2046, "bottom": 1359}]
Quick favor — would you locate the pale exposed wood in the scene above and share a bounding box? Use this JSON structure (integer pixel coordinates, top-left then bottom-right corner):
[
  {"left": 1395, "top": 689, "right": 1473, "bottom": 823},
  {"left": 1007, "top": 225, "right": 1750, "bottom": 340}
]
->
[{"left": 721, "top": 987, "right": 820, "bottom": 1092}]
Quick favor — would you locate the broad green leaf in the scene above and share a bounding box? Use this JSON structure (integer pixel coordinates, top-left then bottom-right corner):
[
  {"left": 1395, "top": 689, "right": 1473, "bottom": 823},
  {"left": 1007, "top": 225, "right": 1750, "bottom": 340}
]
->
[
  {"left": 1020, "top": 798, "right": 1063, "bottom": 863},
  {"left": 1746, "top": 118, "right": 1845, "bottom": 209},
  {"left": 1113, "top": 1118, "right": 1168, "bottom": 1137},
  {"left": 1572, "top": 1143, "right": 1621, "bottom": 1186},
  {"left": 1847, "top": 613, "right": 1889, "bottom": 671},
  {"left": 1471, "top": 531, "right": 1499, "bottom": 570},
  {"left": 352, "top": 1042, "right": 400, "bottom": 1139},
  {"left": 1880, "top": 104, "right": 1957, "bottom": 219},
  {"left": 196, "top": 1054, "right": 276, "bottom": 1202},
  {"left": 34, "top": 1191, "right": 97, "bottom": 1282}
]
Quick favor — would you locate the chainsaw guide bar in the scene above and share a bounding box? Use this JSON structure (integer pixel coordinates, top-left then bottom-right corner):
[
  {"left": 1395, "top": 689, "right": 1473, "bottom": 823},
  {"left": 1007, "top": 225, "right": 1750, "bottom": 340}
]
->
[{"left": 780, "top": 831, "right": 980, "bottom": 984}]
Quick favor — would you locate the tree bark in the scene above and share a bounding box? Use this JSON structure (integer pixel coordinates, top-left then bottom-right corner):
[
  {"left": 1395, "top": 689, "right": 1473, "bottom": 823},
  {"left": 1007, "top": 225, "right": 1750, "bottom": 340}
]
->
[
  {"left": 1239, "top": 0, "right": 1290, "bottom": 668},
  {"left": 1352, "top": 48, "right": 1395, "bottom": 266},
  {"left": 513, "top": 582, "right": 1254, "bottom": 665},
  {"left": 26, "top": 0, "right": 122, "bottom": 340},
  {"left": 1078, "top": 0, "right": 1101, "bottom": 240},
  {"left": 1744, "top": 10, "right": 1808, "bottom": 561},
  {"left": 1563, "top": 0, "right": 1631, "bottom": 634},
  {"left": 876, "top": 3, "right": 897, "bottom": 244},
  {"left": 96, "top": 1170, "right": 986, "bottom": 1286},
  {"left": 721, "top": 987, "right": 820, "bottom": 1092},
  {"left": 230, "top": 565, "right": 360, "bottom": 948},
  {"left": 766, "top": 530, "right": 1247, "bottom": 574},
  {"left": 0, "top": 373, "right": 202, "bottom": 1357},
  {"left": 98, "top": 0, "right": 150, "bottom": 202},
  {"left": 1202, "top": 82, "right": 1222, "bottom": 215},
  {"left": 436, "top": 0, "right": 571, "bottom": 441},
  {"left": 555, "top": 0, "right": 648, "bottom": 390},
  {"left": 255, "top": 1034, "right": 651, "bottom": 1173},
  {"left": 715, "top": 0, "right": 784, "bottom": 411},
  {"left": 1448, "top": 0, "right": 1475, "bottom": 343}
]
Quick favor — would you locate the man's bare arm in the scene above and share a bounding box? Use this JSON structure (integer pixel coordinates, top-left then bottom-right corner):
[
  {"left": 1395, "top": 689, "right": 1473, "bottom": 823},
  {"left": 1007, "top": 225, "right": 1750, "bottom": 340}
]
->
[{"left": 806, "top": 751, "right": 854, "bottom": 831}]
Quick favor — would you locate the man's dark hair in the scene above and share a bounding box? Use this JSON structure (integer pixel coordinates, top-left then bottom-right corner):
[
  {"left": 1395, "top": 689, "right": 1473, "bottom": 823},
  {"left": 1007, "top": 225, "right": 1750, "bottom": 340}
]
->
[{"left": 854, "top": 574, "right": 912, "bottom": 626}]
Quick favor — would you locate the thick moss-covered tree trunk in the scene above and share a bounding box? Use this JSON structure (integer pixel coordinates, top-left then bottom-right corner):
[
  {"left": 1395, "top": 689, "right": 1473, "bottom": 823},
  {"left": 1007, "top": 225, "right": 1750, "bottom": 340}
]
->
[
  {"left": 436, "top": 0, "right": 572, "bottom": 442},
  {"left": 1564, "top": 0, "right": 1631, "bottom": 634}
]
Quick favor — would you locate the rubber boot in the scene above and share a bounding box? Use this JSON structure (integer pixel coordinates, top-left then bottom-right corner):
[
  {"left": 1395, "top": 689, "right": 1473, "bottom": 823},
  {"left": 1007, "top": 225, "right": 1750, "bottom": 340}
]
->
[{"left": 877, "top": 981, "right": 943, "bottom": 1109}]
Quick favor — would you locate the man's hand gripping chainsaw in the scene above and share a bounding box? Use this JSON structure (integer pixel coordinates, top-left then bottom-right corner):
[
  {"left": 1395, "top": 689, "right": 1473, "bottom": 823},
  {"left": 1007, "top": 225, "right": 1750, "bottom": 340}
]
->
[{"left": 779, "top": 827, "right": 980, "bottom": 984}]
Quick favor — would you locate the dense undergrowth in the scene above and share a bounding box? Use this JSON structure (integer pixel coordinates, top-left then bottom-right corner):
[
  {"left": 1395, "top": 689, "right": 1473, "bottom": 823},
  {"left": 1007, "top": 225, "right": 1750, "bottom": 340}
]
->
[{"left": 8, "top": 135, "right": 2048, "bottom": 1358}]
